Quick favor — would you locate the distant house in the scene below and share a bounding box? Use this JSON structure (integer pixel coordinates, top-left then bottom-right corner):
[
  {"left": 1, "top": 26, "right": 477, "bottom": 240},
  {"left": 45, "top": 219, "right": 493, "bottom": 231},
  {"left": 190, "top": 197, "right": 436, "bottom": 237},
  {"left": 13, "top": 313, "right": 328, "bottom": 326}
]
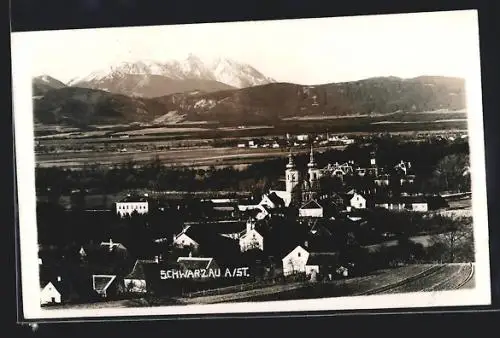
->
[
  {"left": 401, "top": 195, "right": 429, "bottom": 212},
  {"left": 349, "top": 193, "right": 366, "bottom": 209},
  {"left": 259, "top": 192, "right": 285, "bottom": 209},
  {"left": 115, "top": 195, "right": 149, "bottom": 217},
  {"left": 299, "top": 199, "right": 324, "bottom": 218},
  {"left": 256, "top": 204, "right": 271, "bottom": 220},
  {"left": 40, "top": 281, "right": 62, "bottom": 305},
  {"left": 172, "top": 226, "right": 201, "bottom": 251},
  {"left": 304, "top": 252, "right": 340, "bottom": 278},
  {"left": 282, "top": 245, "right": 310, "bottom": 276},
  {"left": 124, "top": 259, "right": 158, "bottom": 293},
  {"left": 176, "top": 257, "right": 220, "bottom": 280},
  {"left": 92, "top": 275, "right": 119, "bottom": 298},
  {"left": 268, "top": 190, "right": 293, "bottom": 207},
  {"left": 374, "top": 174, "right": 390, "bottom": 186},
  {"left": 239, "top": 218, "right": 264, "bottom": 252}
]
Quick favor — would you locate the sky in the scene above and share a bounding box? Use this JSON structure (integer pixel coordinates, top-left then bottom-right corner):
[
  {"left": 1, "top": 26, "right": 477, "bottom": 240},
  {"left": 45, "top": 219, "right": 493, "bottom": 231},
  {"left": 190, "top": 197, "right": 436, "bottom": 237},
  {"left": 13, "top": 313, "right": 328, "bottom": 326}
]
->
[{"left": 11, "top": 10, "right": 480, "bottom": 85}]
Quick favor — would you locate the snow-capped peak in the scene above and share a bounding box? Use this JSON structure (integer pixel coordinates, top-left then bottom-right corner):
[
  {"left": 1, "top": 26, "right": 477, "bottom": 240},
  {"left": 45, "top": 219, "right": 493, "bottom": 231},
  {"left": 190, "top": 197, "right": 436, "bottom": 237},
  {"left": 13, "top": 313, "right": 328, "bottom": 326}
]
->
[{"left": 68, "top": 54, "right": 275, "bottom": 88}]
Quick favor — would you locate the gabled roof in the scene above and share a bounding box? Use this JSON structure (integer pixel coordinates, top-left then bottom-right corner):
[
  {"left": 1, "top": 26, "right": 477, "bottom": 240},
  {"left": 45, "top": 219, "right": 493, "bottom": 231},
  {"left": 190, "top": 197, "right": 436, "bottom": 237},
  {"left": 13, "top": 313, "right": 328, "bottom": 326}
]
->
[
  {"left": 306, "top": 252, "right": 339, "bottom": 266},
  {"left": 125, "top": 259, "right": 156, "bottom": 280},
  {"left": 240, "top": 228, "right": 262, "bottom": 240},
  {"left": 92, "top": 275, "right": 117, "bottom": 293},
  {"left": 177, "top": 257, "right": 214, "bottom": 270},
  {"left": 310, "top": 221, "right": 333, "bottom": 237},
  {"left": 266, "top": 192, "right": 285, "bottom": 207},
  {"left": 300, "top": 199, "right": 323, "bottom": 210}
]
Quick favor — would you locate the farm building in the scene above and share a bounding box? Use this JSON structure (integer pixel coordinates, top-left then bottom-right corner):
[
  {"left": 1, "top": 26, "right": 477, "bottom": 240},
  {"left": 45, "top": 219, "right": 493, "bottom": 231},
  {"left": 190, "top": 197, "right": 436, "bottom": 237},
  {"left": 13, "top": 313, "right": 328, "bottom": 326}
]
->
[
  {"left": 40, "top": 281, "right": 62, "bottom": 305},
  {"left": 299, "top": 199, "right": 324, "bottom": 218},
  {"left": 282, "top": 245, "right": 310, "bottom": 276},
  {"left": 124, "top": 259, "right": 158, "bottom": 293}
]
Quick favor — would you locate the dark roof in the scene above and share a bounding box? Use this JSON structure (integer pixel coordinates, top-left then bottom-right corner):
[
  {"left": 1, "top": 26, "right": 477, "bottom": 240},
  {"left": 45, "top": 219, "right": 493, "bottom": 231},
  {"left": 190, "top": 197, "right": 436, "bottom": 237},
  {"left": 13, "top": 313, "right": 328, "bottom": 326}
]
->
[
  {"left": 240, "top": 209, "right": 261, "bottom": 218},
  {"left": 177, "top": 257, "right": 214, "bottom": 270},
  {"left": 266, "top": 192, "right": 285, "bottom": 206},
  {"left": 119, "top": 196, "right": 148, "bottom": 203},
  {"left": 310, "top": 222, "right": 333, "bottom": 237},
  {"left": 306, "top": 252, "right": 339, "bottom": 266},
  {"left": 300, "top": 199, "right": 323, "bottom": 210},
  {"left": 125, "top": 260, "right": 156, "bottom": 280},
  {"left": 182, "top": 221, "right": 247, "bottom": 237},
  {"left": 400, "top": 195, "right": 428, "bottom": 204}
]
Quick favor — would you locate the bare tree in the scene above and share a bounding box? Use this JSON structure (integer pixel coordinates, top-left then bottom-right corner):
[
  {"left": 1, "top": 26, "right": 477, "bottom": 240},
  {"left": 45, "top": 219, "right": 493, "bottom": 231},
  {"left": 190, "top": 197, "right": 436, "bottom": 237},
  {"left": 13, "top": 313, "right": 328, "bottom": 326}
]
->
[{"left": 431, "top": 217, "right": 474, "bottom": 263}]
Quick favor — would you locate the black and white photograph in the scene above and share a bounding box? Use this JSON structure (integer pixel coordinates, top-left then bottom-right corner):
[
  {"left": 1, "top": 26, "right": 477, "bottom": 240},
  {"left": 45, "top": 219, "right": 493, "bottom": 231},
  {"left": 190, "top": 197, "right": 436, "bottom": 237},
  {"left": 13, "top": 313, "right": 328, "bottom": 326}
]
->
[{"left": 11, "top": 9, "right": 491, "bottom": 320}]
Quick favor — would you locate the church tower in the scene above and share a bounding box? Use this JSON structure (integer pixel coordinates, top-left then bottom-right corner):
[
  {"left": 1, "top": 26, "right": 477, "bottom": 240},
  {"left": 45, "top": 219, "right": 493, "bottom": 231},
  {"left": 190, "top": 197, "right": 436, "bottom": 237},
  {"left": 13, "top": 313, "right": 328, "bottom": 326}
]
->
[
  {"left": 307, "top": 145, "right": 321, "bottom": 190},
  {"left": 285, "top": 150, "right": 300, "bottom": 193},
  {"left": 302, "top": 145, "right": 322, "bottom": 203}
]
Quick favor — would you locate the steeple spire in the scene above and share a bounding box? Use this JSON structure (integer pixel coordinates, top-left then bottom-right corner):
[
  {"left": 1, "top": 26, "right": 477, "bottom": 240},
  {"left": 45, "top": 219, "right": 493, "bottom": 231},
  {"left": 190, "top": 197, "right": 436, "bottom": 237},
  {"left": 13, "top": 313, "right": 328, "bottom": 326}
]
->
[
  {"left": 308, "top": 144, "right": 316, "bottom": 168},
  {"left": 286, "top": 148, "right": 295, "bottom": 169}
]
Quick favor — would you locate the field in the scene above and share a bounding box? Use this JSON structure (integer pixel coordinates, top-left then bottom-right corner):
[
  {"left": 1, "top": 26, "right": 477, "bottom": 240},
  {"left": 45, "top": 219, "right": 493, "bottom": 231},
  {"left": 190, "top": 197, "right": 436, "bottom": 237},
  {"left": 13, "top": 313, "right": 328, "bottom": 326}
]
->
[
  {"left": 35, "top": 144, "right": 346, "bottom": 169},
  {"left": 210, "top": 263, "right": 474, "bottom": 303}
]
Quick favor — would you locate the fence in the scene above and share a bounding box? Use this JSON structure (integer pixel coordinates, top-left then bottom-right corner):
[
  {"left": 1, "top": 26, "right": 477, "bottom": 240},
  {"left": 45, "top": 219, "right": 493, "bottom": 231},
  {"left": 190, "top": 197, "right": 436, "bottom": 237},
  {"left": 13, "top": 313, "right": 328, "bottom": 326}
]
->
[{"left": 182, "top": 273, "right": 308, "bottom": 298}]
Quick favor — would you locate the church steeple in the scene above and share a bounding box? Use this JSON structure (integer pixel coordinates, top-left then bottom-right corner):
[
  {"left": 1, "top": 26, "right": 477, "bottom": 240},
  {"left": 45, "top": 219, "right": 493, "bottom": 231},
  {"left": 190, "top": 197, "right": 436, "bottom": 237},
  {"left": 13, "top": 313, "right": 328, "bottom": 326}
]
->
[
  {"left": 286, "top": 149, "right": 295, "bottom": 169},
  {"left": 308, "top": 144, "right": 317, "bottom": 168}
]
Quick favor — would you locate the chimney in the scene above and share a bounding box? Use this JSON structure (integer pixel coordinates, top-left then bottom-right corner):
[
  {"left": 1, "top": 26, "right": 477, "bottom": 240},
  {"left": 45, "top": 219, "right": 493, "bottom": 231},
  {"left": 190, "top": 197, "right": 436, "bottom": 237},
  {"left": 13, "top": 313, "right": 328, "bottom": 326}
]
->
[
  {"left": 304, "top": 241, "right": 309, "bottom": 248},
  {"left": 57, "top": 276, "right": 62, "bottom": 282}
]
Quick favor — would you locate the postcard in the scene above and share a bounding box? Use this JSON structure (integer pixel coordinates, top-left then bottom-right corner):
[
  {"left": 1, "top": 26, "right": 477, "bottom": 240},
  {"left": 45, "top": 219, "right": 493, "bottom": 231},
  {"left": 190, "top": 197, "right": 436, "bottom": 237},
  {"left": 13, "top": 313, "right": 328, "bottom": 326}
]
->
[{"left": 11, "top": 9, "right": 491, "bottom": 321}]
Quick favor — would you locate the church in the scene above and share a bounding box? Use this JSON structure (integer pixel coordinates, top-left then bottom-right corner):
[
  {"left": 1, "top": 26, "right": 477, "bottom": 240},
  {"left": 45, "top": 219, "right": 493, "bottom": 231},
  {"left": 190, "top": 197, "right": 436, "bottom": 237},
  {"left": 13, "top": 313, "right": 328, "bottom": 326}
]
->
[{"left": 270, "top": 146, "right": 322, "bottom": 207}]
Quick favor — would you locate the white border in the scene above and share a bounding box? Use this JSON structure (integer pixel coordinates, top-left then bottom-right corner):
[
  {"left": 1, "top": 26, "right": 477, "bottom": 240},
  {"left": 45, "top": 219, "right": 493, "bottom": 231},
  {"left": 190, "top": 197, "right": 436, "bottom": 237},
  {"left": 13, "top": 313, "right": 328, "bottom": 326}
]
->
[{"left": 11, "top": 10, "right": 491, "bottom": 320}]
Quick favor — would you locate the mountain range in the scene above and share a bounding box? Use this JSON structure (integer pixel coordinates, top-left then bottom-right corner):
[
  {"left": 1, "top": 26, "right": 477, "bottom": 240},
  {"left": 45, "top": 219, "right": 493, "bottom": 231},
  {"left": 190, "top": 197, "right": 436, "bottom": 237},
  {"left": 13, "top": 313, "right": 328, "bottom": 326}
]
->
[
  {"left": 31, "top": 55, "right": 466, "bottom": 126},
  {"left": 32, "top": 72, "right": 466, "bottom": 127},
  {"left": 65, "top": 54, "right": 274, "bottom": 97}
]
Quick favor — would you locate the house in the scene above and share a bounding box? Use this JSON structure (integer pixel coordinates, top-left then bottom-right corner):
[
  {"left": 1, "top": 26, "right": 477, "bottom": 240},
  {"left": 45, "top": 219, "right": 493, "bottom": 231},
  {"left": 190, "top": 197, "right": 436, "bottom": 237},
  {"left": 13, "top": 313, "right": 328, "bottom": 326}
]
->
[
  {"left": 282, "top": 245, "right": 310, "bottom": 276},
  {"left": 401, "top": 195, "right": 429, "bottom": 212},
  {"left": 40, "top": 281, "right": 62, "bottom": 305},
  {"left": 115, "top": 195, "right": 149, "bottom": 217},
  {"left": 268, "top": 190, "right": 293, "bottom": 207},
  {"left": 299, "top": 199, "right": 324, "bottom": 218},
  {"left": 176, "top": 257, "right": 220, "bottom": 280},
  {"left": 92, "top": 275, "right": 119, "bottom": 298},
  {"left": 124, "top": 259, "right": 158, "bottom": 293},
  {"left": 100, "top": 238, "right": 127, "bottom": 253},
  {"left": 349, "top": 193, "right": 367, "bottom": 209},
  {"left": 374, "top": 174, "right": 390, "bottom": 186},
  {"left": 239, "top": 218, "right": 264, "bottom": 252},
  {"left": 256, "top": 204, "right": 271, "bottom": 220},
  {"left": 304, "top": 252, "right": 340, "bottom": 279},
  {"left": 172, "top": 225, "right": 201, "bottom": 251},
  {"left": 259, "top": 192, "right": 285, "bottom": 209}
]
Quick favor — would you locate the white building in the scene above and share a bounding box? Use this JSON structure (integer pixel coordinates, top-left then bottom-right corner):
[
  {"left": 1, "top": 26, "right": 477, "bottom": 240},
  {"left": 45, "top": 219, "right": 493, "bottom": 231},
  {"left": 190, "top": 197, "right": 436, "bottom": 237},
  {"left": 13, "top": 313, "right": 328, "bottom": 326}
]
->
[
  {"left": 40, "top": 281, "right": 61, "bottom": 305},
  {"left": 239, "top": 219, "right": 264, "bottom": 252},
  {"left": 299, "top": 199, "right": 324, "bottom": 218},
  {"left": 350, "top": 193, "right": 366, "bottom": 209},
  {"left": 282, "top": 245, "right": 310, "bottom": 276},
  {"left": 116, "top": 195, "right": 149, "bottom": 217},
  {"left": 172, "top": 226, "right": 200, "bottom": 250}
]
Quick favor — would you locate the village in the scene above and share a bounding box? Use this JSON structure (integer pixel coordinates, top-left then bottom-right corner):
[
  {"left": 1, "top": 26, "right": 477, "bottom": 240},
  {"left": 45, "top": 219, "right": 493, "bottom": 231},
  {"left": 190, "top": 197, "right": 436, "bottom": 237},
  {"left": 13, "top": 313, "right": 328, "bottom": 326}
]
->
[{"left": 38, "top": 137, "right": 473, "bottom": 307}]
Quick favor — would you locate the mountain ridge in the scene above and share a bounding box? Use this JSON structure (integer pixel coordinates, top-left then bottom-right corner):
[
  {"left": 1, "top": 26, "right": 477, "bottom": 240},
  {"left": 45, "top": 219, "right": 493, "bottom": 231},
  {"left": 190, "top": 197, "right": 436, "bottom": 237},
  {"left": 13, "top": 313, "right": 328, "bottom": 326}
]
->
[
  {"left": 66, "top": 55, "right": 275, "bottom": 96},
  {"left": 32, "top": 75, "right": 466, "bottom": 127}
]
